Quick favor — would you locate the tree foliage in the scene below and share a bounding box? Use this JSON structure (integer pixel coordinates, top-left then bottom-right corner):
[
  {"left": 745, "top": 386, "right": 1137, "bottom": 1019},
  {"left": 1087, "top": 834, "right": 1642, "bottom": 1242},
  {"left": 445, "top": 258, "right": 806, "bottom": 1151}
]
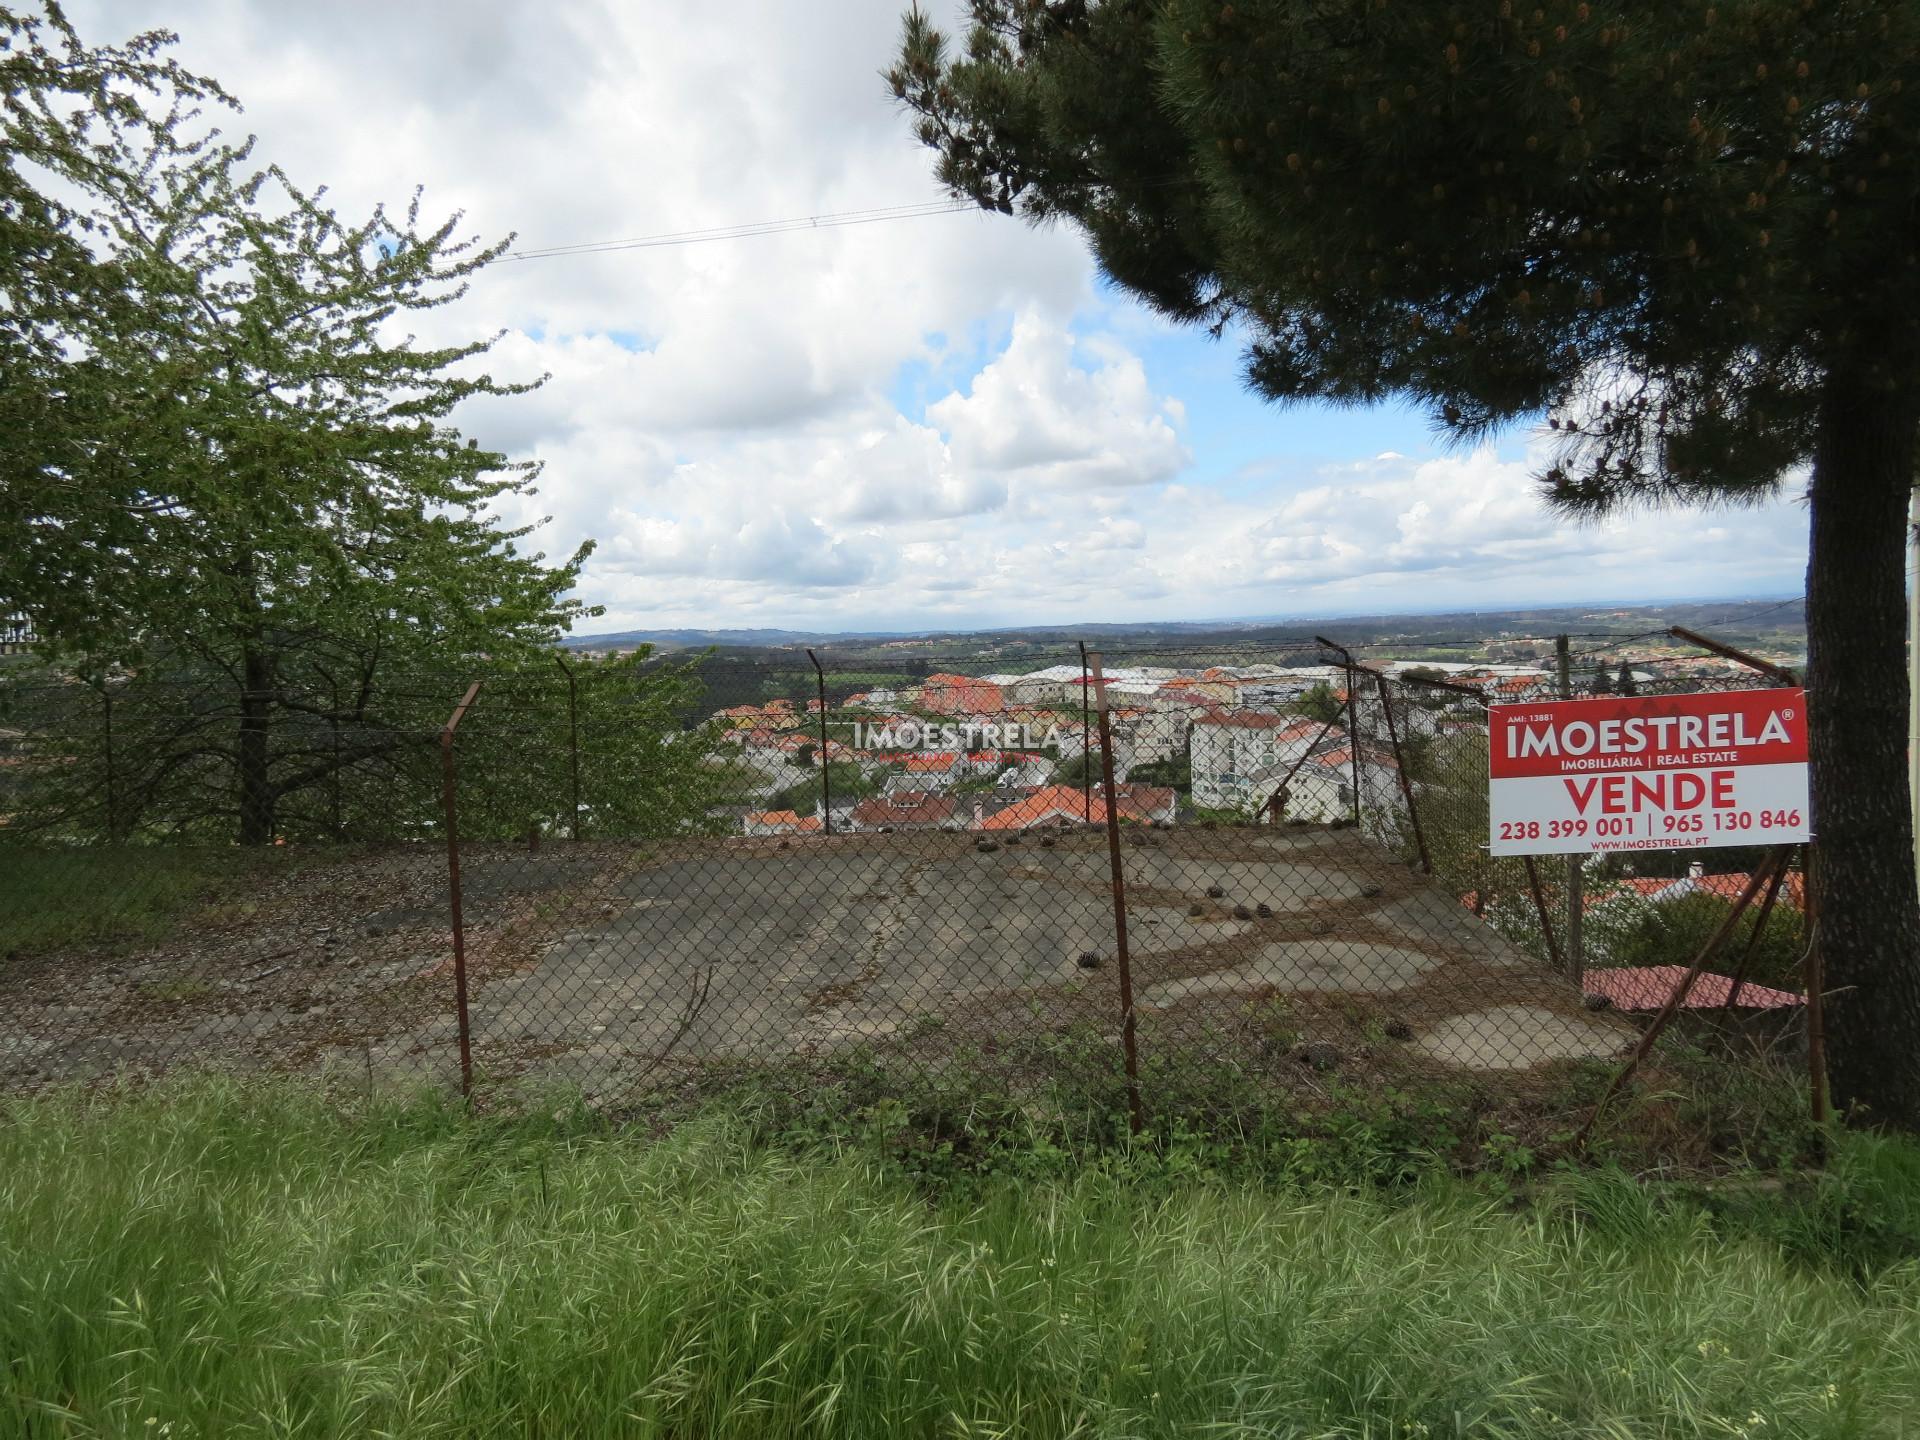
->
[
  {"left": 2, "top": 4, "right": 229, "bottom": 645},
  {"left": 0, "top": 649, "right": 731, "bottom": 845},
  {"left": 2, "top": 5, "right": 614, "bottom": 844},
  {"left": 893, "top": 0, "right": 1917, "bottom": 495},
  {"left": 1053, "top": 746, "right": 1103, "bottom": 788},
  {"left": 1591, "top": 888, "right": 1808, "bottom": 989},
  {"left": 1128, "top": 753, "right": 1193, "bottom": 792},
  {"left": 768, "top": 762, "right": 874, "bottom": 818},
  {"left": 1294, "top": 680, "right": 1345, "bottom": 725}
]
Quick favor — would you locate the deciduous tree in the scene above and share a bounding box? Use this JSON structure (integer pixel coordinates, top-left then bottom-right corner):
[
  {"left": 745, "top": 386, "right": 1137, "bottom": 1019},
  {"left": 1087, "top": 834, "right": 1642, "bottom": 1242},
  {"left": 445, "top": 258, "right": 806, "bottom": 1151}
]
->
[{"left": 3, "top": 5, "right": 594, "bottom": 844}]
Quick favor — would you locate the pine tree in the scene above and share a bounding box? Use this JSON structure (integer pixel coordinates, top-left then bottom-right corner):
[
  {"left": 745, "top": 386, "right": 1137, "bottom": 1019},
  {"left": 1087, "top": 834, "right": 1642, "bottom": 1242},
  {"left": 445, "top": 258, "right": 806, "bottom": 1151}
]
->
[
  {"left": 1591, "top": 660, "right": 1614, "bottom": 695},
  {"left": 893, "top": 0, "right": 1920, "bottom": 1124},
  {"left": 1617, "top": 661, "right": 1639, "bottom": 696}
]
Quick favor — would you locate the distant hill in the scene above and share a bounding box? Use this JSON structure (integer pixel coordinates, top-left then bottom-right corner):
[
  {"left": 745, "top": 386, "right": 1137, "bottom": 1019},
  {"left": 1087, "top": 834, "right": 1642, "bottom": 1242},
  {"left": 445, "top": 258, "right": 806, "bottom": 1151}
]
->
[
  {"left": 562, "top": 628, "right": 874, "bottom": 650},
  {"left": 562, "top": 597, "right": 1804, "bottom": 661}
]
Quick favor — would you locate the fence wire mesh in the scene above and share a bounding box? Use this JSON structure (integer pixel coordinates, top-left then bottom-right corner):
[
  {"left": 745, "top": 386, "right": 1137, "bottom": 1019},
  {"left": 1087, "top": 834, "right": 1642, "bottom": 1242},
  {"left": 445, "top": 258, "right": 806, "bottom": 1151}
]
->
[{"left": 1, "top": 635, "right": 1810, "bottom": 1124}]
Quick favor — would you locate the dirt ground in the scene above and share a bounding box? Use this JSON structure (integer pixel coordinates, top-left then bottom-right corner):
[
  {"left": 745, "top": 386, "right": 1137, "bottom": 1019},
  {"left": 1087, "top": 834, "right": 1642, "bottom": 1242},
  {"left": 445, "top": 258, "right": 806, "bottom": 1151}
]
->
[{"left": 0, "top": 824, "right": 1634, "bottom": 1100}]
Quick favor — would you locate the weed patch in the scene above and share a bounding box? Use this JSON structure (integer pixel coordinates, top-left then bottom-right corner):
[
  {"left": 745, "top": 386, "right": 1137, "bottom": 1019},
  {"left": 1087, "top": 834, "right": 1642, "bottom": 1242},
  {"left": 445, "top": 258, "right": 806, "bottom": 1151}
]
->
[{"left": 0, "top": 845, "right": 291, "bottom": 957}]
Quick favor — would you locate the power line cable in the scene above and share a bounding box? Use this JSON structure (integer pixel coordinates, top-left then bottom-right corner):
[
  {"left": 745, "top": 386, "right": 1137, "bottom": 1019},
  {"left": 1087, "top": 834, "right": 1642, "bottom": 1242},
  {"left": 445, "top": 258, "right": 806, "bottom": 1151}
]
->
[
  {"left": 495, "top": 171, "right": 1216, "bottom": 263},
  {"left": 500, "top": 199, "right": 975, "bottom": 262}
]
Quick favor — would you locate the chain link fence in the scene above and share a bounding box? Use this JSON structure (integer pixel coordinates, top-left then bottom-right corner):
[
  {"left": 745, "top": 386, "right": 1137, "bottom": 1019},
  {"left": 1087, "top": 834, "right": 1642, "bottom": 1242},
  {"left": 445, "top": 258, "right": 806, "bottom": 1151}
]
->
[{"left": 0, "top": 632, "right": 1813, "bottom": 1137}]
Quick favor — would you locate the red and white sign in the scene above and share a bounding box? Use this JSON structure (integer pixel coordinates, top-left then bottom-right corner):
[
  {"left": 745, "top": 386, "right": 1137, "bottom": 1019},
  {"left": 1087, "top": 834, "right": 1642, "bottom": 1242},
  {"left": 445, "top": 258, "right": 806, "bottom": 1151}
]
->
[{"left": 1488, "top": 689, "right": 1810, "bottom": 856}]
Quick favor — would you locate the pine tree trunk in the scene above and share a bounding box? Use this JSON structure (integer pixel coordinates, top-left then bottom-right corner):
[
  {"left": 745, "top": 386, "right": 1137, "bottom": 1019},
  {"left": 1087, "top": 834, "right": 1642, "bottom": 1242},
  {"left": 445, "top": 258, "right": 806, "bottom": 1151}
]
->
[
  {"left": 1806, "top": 373, "right": 1920, "bottom": 1128},
  {"left": 237, "top": 643, "right": 275, "bottom": 847}
]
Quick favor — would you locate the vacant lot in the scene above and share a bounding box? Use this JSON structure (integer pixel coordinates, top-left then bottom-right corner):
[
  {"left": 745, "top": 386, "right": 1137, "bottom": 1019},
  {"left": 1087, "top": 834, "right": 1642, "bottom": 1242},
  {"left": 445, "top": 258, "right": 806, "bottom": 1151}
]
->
[
  {"left": 2, "top": 826, "right": 1629, "bottom": 1100},
  {"left": 1, "top": 1080, "right": 1914, "bottom": 1438}
]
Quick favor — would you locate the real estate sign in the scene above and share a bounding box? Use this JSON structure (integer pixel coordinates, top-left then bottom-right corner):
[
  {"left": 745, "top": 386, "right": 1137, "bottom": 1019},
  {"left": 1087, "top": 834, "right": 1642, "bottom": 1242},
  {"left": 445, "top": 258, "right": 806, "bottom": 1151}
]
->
[{"left": 1487, "top": 689, "right": 1810, "bottom": 856}]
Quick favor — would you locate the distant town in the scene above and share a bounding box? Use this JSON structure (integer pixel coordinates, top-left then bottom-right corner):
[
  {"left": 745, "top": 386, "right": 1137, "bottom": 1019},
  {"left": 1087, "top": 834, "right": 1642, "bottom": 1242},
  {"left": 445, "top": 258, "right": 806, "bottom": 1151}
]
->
[
  {"left": 694, "top": 637, "right": 1791, "bottom": 839},
  {"left": 563, "top": 597, "right": 1807, "bottom": 671}
]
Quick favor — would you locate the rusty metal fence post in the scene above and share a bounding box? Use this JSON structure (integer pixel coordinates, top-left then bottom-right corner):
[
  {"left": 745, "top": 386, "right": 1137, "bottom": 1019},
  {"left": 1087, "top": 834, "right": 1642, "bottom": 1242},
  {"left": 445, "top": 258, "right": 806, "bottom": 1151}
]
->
[
  {"left": 1669, "top": 625, "right": 1802, "bottom": 687},
  {"left": 1576, "top": 852, "right": 1787, "bottom": 1146},
  {"left": 1372, "top": 671, "right": 1432, "bottom": 872},
  {"left": 555, "top": 653, "right": 582, "bottom": 840},
  {"left": 440, "top": 680, "right": 483, "bottom": 1099},
  {"left": 1087, "top": 650, "right": 1144, "bottom": 1135},
  {"left": 806, "top": 649, "right": 832, "bottom": 834},
  {"left": 1668, "top": 626, "right": 1825, "bottom": 1126},
  {"left": 1259, "top": 713, "right": 1340, "bottom": 823},
  {"left": 1315, "top": 637, "right": 1364, "bottom": 826},
  {"left": 1720, "top": 854, "right": 1792, "bottom": 1013},
  {"left": 1521, "top": 855, "right": 1565, "bottom": 976},
  {"left": 1078, "top": 640, "right": 1092, "bottom": 825},
  {"left": 99, "top": 679, "right": 118, "bottom": 842}
]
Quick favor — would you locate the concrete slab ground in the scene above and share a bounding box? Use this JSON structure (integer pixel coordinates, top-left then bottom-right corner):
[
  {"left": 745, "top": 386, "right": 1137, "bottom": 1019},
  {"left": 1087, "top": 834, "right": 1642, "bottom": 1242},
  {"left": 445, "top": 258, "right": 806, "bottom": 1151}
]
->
[
  {"left": 1415, "top": 1005, "right": 1630, "bottom": 1070},
  {"left": 1, "top": 826, "right": 1634, "bottom": 1098},
  {"left": 1141, "top": 940, "right": 1443, "bottom": 1004}
]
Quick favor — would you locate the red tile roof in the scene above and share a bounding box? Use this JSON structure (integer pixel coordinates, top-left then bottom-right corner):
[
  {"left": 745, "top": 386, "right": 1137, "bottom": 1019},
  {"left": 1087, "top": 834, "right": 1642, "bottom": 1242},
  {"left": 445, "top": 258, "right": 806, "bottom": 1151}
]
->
[
  {"left": 1160, "top": 688, "right": 1215, "bottom": 709},
  {"left": 1316, "top": 747, "right": 1396, "bottom": 771},
  {"left": 903, "top": 752, "right": 965, "bottom": 773},
  {"left": 1584, "top": 966, "right": 1804, "bottom": 1011},
  {"left": 1196, "top": 708, "right": 1299, "bottom": 731},
  {"left": 849, "top": 792, "right": 959, "bottom": 828},
  {"left": 978, "top": 783, "right": 1173, "bottom": 830},
  {"left": 921, "top": 674, "right": 1005, "bottom": 714},
  {"left": 744, "top": 809, "right": 821, "bottom": 833}
]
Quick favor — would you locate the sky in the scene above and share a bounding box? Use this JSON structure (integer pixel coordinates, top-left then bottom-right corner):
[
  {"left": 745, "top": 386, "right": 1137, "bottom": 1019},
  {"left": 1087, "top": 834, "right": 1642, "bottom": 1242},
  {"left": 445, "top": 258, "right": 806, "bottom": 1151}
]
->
[{"left": 72, "top": 0, "right": 1811, "bottom": 635}]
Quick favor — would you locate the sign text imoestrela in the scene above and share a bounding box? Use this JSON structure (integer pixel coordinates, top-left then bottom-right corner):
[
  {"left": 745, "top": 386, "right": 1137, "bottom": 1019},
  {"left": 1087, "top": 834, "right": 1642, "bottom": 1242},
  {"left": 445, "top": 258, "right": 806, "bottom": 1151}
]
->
[{"left": 1487, "top": 688, "right": 1810, "bottom": 856}]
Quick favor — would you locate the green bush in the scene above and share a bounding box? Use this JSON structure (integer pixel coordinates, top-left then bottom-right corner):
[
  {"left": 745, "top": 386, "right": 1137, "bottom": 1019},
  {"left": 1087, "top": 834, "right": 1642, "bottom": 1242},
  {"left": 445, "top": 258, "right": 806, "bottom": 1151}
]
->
[{"left": 1595, "top": 891, "right": 1809, "bottom": 989}]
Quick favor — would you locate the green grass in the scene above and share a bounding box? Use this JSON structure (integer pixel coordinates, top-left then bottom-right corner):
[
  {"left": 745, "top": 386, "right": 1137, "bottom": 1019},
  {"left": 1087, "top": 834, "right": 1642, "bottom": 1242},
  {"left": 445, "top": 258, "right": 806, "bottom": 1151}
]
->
[
  {"left": 2, "top": 1080, "right": 1917, "bottom": 1437},
  {"left": 0, "top": 846, "right": 245, "bottom": 956}
]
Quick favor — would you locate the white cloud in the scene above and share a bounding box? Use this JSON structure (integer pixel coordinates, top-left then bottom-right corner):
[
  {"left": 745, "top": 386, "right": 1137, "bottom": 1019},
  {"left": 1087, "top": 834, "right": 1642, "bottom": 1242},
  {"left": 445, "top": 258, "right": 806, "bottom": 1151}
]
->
[
  {"left": 1143, "top": 447, "right": 1805, "bottom": 613},
  {"left": 67, "top": 0, "right": 1811, "bottom": 632},
  {"left": 929, "top": 311, "right": 1189, "bottom": 490}
]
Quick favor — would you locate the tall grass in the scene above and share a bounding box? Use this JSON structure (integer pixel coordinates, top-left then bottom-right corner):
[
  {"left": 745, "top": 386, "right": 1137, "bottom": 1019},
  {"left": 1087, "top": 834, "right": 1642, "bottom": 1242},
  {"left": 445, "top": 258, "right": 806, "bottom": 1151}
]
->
[{"left": 1, "top": 1080, "right": 1915, "bottom": 1437}]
